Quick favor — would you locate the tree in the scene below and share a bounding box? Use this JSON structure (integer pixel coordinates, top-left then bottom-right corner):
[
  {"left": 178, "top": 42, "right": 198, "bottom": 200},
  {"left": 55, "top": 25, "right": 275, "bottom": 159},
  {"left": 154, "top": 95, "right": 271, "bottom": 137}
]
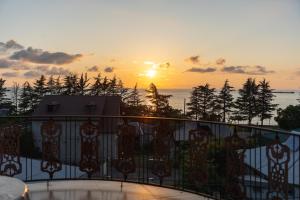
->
[
  {"left": 77, "top": 73, "right": 90, "bottom": 95},
  {"left": 54, "top": 76, "right": 63, "bottom": 95},
  {"left": 124, "top": 83, "right": 145, "bottom": 115},
  {"left": 107, "top": 75, "right": 118, "bottom": 94},
  {"left": 11, "top": 82, "right": 20, "bottom": 115},
  {"left": 233, "top": 78, "right": 258, "bottom": 124},
  {"left": 101, "top": 76, "right": 110, "bottom": 95},
  {"left": 0, "top": 78, "right": 11, "bottom": 111},
  {"left": 62, "top": 74, "right": 78, "bottom": 95},
  {"left": 19, "top": 81, "right": 34, "bottom": 114},
  {"left": 32, "top": 75, "right": 47, "bottom": 108},
  {"left": 90, "top": 73, "right": 102, "bottom": 96},
  {"left": 145, "top": 83, "right": 181, "bottom": 117},
  {"left": 216, "top": 80, "right": 235, "bottom": 122},
  {"left": 275, "top": 105, "right": 300, "bottom": 130},
  {"left": 257, "top": 79, "right": 277, "bottom": 125},
  {"left": 187, "top": 84, "right": 217, "bottom": 120},
  {"left": 47, "top": 75, "right": 56, "bottom": 95}
]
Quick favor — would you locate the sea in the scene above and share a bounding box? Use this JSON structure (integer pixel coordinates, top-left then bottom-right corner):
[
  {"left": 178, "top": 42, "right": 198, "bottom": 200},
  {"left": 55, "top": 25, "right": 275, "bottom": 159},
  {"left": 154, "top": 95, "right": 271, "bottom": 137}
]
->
[{"left": 140, "top": 89, "right": 300, "bottom": 125}]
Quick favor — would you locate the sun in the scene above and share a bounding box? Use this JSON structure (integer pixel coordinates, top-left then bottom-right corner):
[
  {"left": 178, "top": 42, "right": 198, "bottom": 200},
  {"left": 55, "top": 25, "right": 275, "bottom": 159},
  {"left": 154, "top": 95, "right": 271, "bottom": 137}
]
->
[{"left": 146, "top": 68, "right": 157, "bottom": 78}]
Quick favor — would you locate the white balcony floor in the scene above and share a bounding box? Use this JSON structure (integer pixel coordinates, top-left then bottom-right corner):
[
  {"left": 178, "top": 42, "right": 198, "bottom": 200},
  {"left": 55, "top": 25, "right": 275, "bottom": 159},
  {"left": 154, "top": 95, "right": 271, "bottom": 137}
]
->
[{"left": 27, "top": 180, "right": 212, "bottom": 200}]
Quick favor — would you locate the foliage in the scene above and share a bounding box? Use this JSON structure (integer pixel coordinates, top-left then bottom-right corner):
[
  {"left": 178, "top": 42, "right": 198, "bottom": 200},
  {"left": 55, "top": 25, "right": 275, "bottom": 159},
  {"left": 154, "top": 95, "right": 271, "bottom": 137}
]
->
[
  {"left": 77, "top": 73, "right": 90, "bottom": 95},
  {"left": 0, "top": 78, "right": 11, "bottom": 113},
  {"left": 232, "top": 78, "right": 258, "bottom": 124},
  {"left": 187, "top": 83, "right": 218, "bottom": 120},
  {"left": 19, "top": 81, "right": 34, "bottom": 115},
  {"left": 32, "top": 75, "right": 47, "bottom": 109},
  {"left": 11, "top": 82, "right": 20, "bottom": 115},
  {"left": 216, "top": 80, "right": 235, "bottom": 122},
  {"left": 257, "top": 79, "right": 277, "bottom": 125},
  {"left": 145, "top": 83, "right": 181, "bottom": 117},
  {"left": 275, "top": 105, "right": 300, "bottom": 130}
]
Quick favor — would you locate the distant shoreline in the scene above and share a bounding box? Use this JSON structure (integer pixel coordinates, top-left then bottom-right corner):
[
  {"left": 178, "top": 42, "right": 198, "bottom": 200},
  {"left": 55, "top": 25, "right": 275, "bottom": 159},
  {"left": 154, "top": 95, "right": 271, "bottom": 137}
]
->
[{"left": 273, "top": 91, "right": 295, "bottom": 94}]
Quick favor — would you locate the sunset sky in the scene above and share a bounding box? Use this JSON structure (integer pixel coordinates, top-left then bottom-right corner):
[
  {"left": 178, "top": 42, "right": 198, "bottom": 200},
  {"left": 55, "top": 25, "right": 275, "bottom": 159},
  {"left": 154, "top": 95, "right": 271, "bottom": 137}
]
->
[{"left": 0, "top": 0, "right": 299, "bottom": 89}]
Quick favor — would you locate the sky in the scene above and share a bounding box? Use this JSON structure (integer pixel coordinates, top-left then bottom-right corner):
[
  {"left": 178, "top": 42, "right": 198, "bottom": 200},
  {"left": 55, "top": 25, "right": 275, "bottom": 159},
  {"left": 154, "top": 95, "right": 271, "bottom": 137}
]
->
[{"left": 0, "top": 0, "right": 299, "bottom": 89}]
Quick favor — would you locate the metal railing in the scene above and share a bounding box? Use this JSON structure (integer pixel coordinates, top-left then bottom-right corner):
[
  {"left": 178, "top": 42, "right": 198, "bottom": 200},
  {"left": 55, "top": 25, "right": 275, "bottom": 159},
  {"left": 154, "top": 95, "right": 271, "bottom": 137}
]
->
[{"left": 0, "top": 115, "right": 299, "bottom": 200}]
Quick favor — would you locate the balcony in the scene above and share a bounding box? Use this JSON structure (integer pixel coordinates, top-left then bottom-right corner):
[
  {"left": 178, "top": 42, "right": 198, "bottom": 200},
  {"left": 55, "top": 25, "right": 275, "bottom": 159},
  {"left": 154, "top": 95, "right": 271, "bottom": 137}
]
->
[{"left": 0, "top": 116, "right": 299, "bottom": 200}]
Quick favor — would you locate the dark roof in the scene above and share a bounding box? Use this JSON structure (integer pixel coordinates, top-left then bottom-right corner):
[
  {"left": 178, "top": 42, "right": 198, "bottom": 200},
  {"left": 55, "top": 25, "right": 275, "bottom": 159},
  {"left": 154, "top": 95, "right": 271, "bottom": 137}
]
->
[{"left": 32, "top": 95, "right": 120, "bottom": 116}]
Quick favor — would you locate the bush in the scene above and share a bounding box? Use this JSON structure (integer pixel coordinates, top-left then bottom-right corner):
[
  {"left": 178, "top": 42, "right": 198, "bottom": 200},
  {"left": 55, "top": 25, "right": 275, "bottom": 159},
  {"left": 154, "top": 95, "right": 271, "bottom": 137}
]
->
[{"left": 275, "top": 105, "right": 300, "bottom": 130}]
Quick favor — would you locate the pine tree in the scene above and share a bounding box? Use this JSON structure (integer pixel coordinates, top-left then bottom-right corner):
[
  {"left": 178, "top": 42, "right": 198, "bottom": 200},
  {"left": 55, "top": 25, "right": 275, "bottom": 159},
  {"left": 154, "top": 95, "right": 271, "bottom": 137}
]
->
[
  {"left": 257, "top": 79, "right": 277, "bottom": 125},
  {"left": 47, "top": 75, "right": 56, "bottom": 95},
  {"left": 54, "top": 76, "right": 63, "bottom": 95},
  {"left": 19, "top": 81, "right": 34, "bottom": 115},
  {"left": 100, "top": 76, "right": 110, "bottom": 95},
  {"left": 89, "top": 73, "right": 102, "bottom": 96},
  {"left": 77, "top": 73, "right": 90, "bottom": 95},
  {"left": 32, "top": 75, "right": 47, "bottom": 108},
  {"left": 107, "top": 75, "right": 118, "bottom": 94},
  {"left": 187, "top": 84, "right": 217, "bottom": 120},
  {"left": 186, "top": 87, "right": 200, "bottom": 119},
  {"left": 124, "top": 83, "right": 145, "bottom": 115},
  {"left": 11, "top": 82, "right": 20, "bottom": 115},
  {"left": 233, "top": 78, "right": 258, "bottom": 124},
  {"left": 127, "top": 83, "right": 143, "bottom": 107},
  {"left": 145, "top": 83, "right": 178, "bottom": 117},
  {"left": 0, "top": 78, "right": 11, "bottom": 111},
  {"left": 62, "top": 74, "right": 78, "bottom": 95},
  {"left": 217, "top": 80, "right": 235, "bottom": 122}
]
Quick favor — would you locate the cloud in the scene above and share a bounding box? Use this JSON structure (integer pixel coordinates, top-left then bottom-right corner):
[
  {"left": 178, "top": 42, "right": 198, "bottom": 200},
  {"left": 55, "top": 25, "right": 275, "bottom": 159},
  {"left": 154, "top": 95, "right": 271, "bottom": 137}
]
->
[
  {"left": 159, "top": 62, "right": 170, "bottom": 68},
  {"left": 11, "top": 65, "right": 31, "bottom": 71},
  {"left": 0, "top": 59, "right": 15, "bottom": 68},
  {"left": 87, "top": 65, "right": 99, "bottom": 72},
  {"left": 0, "top": 40, "right": 23, "bottom": 52},
  {"left": 2, "top": 72, "right": 19, "bottom": 77},
  {"left": 247, "top": 65, "right": 275, "bottom": 75},
  {"left": 185, "top": 56, "right": 200, "bottom": 64},
  {"left": 23, "top": 70, "right": 42, "bottom": 78},
  {"left": 36, "top": 66, "right": 71, "bottom": 75},
  {"left": 10, "top": 47, "right": 82, "bottom": 65},
  {"left": 186, "top": 67, "right": 216, "bottom": 73},
  {"left": 104, "top": 66, "right": 114, "bottom": 73},
  {"left": 221, "top": 65, "right": 275, "bottom": 75},
  {"left": 216, "top": 58, "right": 226, "bottom": 65},
  {"left": 23, "top": 66, "right": 71, "bottom": 78},
  {"left": 222, "top": 66, "right": 246, "bottom": 74},
  {"left": 0, "top": 58, "right": 32, "bottom": 70}
]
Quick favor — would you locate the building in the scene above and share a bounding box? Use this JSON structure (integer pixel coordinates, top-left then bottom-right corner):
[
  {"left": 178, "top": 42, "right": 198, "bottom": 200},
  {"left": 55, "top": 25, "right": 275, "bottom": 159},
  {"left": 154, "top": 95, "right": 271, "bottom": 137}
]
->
[{"left": 32, "top": 95, "right": 121, "bottom": 171}]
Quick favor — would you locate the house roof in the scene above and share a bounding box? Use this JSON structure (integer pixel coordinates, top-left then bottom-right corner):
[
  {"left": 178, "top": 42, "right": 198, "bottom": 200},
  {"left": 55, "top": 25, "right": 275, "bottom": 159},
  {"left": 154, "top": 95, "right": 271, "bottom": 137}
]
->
[{"left": 32, "top": 95, "right": 121, "bottom": 116}]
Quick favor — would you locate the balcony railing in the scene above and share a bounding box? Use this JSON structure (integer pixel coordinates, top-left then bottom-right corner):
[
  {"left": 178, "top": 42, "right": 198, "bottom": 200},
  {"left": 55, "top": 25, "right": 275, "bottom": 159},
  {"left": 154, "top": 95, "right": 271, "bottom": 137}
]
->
[{"left": 0, "top": 116, "right": 299, "bottom": 200}]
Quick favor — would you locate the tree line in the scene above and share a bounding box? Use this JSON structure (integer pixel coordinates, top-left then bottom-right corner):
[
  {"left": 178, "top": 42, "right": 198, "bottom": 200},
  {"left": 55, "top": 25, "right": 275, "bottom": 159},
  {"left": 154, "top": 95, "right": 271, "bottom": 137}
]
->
[
  {"left": 0, "top": 73, "right": 181, "bottom": 117},
  {"left": 187, "top": 78, "right": 277, "bottom": 125},
  {"left": 0, "top": 74, "right": 279, "bottom": 125}
]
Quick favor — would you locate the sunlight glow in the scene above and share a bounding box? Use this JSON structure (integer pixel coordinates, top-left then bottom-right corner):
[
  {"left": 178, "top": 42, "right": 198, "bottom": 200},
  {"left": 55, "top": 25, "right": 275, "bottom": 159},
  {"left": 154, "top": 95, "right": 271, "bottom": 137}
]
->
[{"left": 146, "top": 68, "right": 157, "bottom": 78}]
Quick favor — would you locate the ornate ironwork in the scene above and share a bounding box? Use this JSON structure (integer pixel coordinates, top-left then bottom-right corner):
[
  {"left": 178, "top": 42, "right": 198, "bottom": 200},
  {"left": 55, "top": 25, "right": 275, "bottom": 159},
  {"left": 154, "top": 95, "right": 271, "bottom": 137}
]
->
[
  {"left": 116, "top": 121, "right": 136, "bottom": 181},
  {"left": 225, "top": 127, "right": 247, "bottom": 199},
  {"left": 152, "top": 120, "right": 173, "bottom": 185},
  {"left": 266, "top": 135, "right": 290, "bottom": 200},
  {"left": 79, "top": 120, "right": 100, "bottom": 178},
  {"left": 0, "top": 125, "right": 22, "bottom": 176},
  {"left": 188, "top": 126, "right": 211, "bottom": 187},
  {"left": 41, "top": 120, "right": 62, "bottom": 179}
]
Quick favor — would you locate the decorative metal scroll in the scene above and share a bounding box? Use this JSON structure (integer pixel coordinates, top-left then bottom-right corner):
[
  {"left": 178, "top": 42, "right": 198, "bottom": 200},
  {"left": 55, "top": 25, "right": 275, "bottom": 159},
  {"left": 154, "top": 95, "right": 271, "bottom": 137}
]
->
[
  {"left": 188, "top": 126, "right": 211, "bottom": 187},
  {"left": 225, "top": 127, "right": 247, "bottom": 199},
  {"left": 116, "top": 122, "right": 136, "bottom": 181},
  {"left": 41, "top": 120, "right": 62, "bottom": 179},
  {"left": 79, "top": 120, "right": 100, "bottom": 178},
  {"left": 266, "top": 136, "right": 290, "bottom": 200},
  {"left": 152, "top": 120, "right": 173, "bottom": 185},
  {"left": 0, "top": 125, "right": 22, "bottom": 176}
]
